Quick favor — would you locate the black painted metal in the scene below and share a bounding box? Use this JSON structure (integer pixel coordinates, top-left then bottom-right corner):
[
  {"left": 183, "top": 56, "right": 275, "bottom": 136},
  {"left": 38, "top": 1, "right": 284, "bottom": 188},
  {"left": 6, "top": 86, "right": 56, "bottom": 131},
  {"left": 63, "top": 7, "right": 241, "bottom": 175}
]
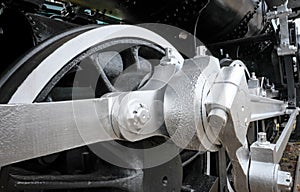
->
[
  {"left": 283, "top": 55, "right": 297, "bottom": 108},
  {"left": 0, "top": 24, "right": 97, "bottom": 103},
  {"left": 0, "top": 142, "right": 183, "bottom": 192}
]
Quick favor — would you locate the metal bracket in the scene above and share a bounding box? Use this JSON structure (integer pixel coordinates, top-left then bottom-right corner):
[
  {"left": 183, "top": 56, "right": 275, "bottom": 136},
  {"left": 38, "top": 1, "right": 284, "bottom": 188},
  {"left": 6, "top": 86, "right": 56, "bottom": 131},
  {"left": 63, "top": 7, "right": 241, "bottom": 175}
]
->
[
  {"left": 249, "top": 109, "right": 298, "bottom": 192},
  {"left": 266, "top": 1, "right": 297, "bottom": 56}
]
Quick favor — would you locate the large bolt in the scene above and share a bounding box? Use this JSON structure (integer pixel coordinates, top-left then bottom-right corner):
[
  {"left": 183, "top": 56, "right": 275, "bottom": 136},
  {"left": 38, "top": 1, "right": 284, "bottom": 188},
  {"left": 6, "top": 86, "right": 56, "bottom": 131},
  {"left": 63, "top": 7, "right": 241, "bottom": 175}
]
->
[
  {"left": 257, "top": 132, "right": 268, "bottom": 144},
  {"left": 196, "top": 46, "right": 208, "bottom": 57},
  {"left": 208, "top": 108, "right": 228, "bottom": 130},
  {"left": 126, "top": 102, "right": 151, "bottom": 133},
  {"left": 160, "top": 47, "right": 181, "bottom": 70},
  {"left": 160, "top": 48, "right": 174, "bottom": 66},
  {"left": 165, "top": 47, "right": 172, "bottom": 58}
]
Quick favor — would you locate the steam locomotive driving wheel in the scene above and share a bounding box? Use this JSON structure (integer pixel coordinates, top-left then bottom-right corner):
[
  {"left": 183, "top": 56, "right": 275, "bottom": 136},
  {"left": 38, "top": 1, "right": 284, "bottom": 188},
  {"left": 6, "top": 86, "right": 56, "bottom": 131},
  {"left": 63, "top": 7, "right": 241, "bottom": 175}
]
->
[
  {"left": 0, "top": 25, "right": 189, "bottom": 192},
  {"left": 0, "top": 2, "right": 299, "bottom": 190}
]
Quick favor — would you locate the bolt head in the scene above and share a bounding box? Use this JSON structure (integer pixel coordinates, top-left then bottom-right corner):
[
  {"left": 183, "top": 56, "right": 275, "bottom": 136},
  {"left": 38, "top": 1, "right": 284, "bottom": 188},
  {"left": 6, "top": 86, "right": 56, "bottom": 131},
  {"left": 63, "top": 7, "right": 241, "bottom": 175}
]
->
[
  {"left": 208, "top": 108, "right": 228, "bottom": 130},
  {"left": 257, "top": 132, "right": 267, "bottom": 143},
  {"left": 126, "top": 102, "right": 151, "bottom": 132},
  {"left": 137, "top": 109, "right": 151, "bottom": 124}
]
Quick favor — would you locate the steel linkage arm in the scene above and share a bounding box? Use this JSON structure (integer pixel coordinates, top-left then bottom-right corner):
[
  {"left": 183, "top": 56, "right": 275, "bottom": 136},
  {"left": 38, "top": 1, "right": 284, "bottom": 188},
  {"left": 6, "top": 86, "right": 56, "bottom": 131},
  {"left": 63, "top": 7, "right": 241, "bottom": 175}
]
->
[
  {"left": 0, "top": 88, "right": 171, "bottom": 168},
  {"left": 0, "top": 96, "right": 120, "bottom": 167},
  {"left": 205, "top": 63, "right": 296, "bottom": 192}
]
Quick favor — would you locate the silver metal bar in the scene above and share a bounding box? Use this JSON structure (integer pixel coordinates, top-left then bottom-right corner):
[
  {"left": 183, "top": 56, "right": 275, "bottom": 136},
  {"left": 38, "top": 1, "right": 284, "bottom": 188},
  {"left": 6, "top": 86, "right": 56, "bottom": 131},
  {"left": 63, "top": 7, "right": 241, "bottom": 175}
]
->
[
  {"left": 275, "top": 109, "right": 298, "bottom": 163},
  {"left": 0, "top": 97, "right": 118, "bottom": 167},
  {"left": 250, "top": 94, "right": 287, "bottom": 121},
  {"left": 278, "top": 2, "right": 291, "bottom": 46}
]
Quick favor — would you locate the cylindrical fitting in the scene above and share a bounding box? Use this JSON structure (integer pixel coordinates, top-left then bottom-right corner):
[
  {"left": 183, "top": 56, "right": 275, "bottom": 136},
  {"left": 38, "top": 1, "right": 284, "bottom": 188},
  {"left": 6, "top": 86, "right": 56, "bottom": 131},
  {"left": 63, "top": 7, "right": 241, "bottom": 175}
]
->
[
  {"left": 208, "top": 108, "right": 228, "bottom": 130},
  {"left": 257, "top": 132, "right": 267, "bottom": 144}
]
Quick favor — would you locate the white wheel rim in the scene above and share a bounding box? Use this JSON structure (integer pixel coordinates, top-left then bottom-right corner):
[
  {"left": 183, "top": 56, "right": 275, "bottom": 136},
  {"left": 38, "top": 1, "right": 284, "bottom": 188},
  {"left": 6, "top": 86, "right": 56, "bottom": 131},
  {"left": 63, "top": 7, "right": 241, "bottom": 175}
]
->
[{"left": 9, "top": 25, "right": 183, "bottom": 103}]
